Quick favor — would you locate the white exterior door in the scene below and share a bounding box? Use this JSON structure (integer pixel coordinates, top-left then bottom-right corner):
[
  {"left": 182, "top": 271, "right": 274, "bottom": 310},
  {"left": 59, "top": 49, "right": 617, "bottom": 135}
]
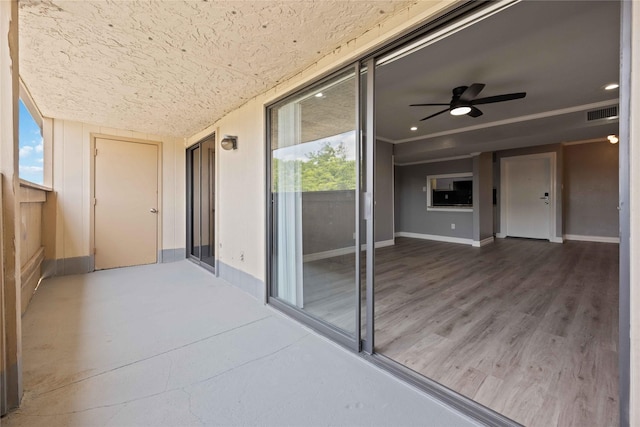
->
[
  {"left": 502, "top": 154, "right": 554, "bottom": 240},
  {"left": 94, "top": 137, "right": 159, "bottom": 270}
]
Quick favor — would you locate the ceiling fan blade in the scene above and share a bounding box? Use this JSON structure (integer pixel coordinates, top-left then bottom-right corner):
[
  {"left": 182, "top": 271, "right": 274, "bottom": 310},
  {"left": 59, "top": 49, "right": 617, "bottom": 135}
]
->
[
  {"left": 459, "top": 83, "right": 485, "bottom": 102},
  {"left": 419, "top": 108, "right": 449, "bottom": 121},
  {"left": 410, "top": 103, "right": 450, "bottom": 106},
  {"left": 467, "top": 107, "right": 483, "bottom": 118},
  {"left": 471, "top": 92, "right": 526, "bottom": 105}
]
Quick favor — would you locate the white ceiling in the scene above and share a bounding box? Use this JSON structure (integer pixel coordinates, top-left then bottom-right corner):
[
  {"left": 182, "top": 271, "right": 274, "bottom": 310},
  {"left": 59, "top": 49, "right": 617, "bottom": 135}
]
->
[
  {"left": 374, "top": 1, "right": 621, "bottom": 163},
  {"left": 19, "top": 0, "right": 414, "bottom": 138}
]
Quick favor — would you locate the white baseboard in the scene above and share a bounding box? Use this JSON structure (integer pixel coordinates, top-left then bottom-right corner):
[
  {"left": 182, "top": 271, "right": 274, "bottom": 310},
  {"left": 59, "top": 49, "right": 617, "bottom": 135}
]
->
[
  {"left": 564, "top": 234, "right": 620, "bottom": 244},
  {"left": 303, "top": 239, "right": 396, "bottom": 262},
  {"left": 373, "top": 239, "right": 396, "bottom": 249},
  {"left": 496, "top": 232, "right": 563, "bottom": 243},
  {"left": 303, "top": 247, "right": 355, "bottom": 262},
  {"left": 472, "top": 236, "right": 495, "bottom": 247},
  {"left": 395, "top": 231, "right": 473, "bottom": 246}
]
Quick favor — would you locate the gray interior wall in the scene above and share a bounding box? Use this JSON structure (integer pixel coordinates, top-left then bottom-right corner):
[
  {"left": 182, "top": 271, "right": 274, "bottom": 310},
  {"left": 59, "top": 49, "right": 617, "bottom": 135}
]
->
[
  {"left": 473, "top": 153, "right": 494, "bottom": 242},
  {"left": 494, "top": 143, "right": 563, "bottom": 238},
  {"left": 375, "top": 140, "right": 394, "bottom": 242},
  {"left": 395, "top": 158, "right": 474, "bottom": 239},
  {"left": 563, "top": 142, "right": 619, "bottom": 237}
]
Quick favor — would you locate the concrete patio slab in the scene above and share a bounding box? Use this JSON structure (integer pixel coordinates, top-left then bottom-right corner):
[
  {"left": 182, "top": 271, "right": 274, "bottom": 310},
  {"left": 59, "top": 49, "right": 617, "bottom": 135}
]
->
[{"left": 3, "top": 261, "right": 480, "bottom": 427}]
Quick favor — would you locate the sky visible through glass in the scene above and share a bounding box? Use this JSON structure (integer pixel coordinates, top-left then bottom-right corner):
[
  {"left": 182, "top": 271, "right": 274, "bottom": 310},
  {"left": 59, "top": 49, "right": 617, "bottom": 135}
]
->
[
  {"left": 273, "top": 131, "right": 356, "bottom": 162},
  {"left": 19, "top": 99, "right": 44, "bottom": 185}
]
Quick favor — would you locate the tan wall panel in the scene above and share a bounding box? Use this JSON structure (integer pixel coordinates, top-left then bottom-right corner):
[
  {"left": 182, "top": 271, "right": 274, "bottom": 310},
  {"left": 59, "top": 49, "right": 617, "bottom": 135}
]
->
[
  {"left": 61, "top": 120, "right": 85, "bottom": 258},
  {"left": 19, "top": 201, "right": 42, "bottom": 267},
  {"left": 51, "top": 119, "right": 185, "bottom": 263},
  {"left": 19, "top": 186, "right": 46, "bottom": 268},
  {"left": 52, "top": 119, "right": 65, "bottom": 259},
  {"left": 42, "top": 191, "right": 56, "bottom": 260},
  {"left": 19, "top": 247, "right": 43, "bottom": 314},
  {"left": 162, "top": 135, "right": 186, "bottom": 253},
  {"left": 630, "top": 2, "right": 640, "bottom": 424},
  {"left": 1, "top": 0, "right": 22, "bottom": 411}
]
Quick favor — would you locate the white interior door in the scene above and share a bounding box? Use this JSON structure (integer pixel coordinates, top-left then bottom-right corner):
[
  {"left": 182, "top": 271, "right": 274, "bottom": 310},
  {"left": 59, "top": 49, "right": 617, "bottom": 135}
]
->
[
  {"left": 502, "top": 154, "right": 553, "bottom": 240},
  {"left": 94, "top": 138, "right": 158, "bottom": 270}
]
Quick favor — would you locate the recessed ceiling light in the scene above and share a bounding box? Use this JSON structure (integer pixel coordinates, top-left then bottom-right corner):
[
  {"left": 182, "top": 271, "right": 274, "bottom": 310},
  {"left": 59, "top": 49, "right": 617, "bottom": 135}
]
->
[
  {"left": 410, "top": 126, "right": 417, "bottom": 131},
  {"left": 607, "top": 134, "right": 619, "bottom": 144},
  {"left": 604, "top": 83, "right": 619, "bottom": 90},
  {"left": 315, "top": 92, "right": 323, "bottom": 98},
  {"left": 450, "top": 106, "right": 471, "bottom": 116}
]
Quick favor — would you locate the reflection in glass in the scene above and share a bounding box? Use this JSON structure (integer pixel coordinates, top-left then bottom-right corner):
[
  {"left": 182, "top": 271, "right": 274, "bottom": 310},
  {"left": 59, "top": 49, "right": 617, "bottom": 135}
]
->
[
  {"left": 200, "top": 138, "right": 216, "bottom": 267},
  {"left": 188, "top": 139, "right": 216, "bottom": 269},
  {"left": 190, "top": 147, "right": 201, "bottom": 259},
  {"left": 271, "top": 69, "right": 358, "bottom": 335}
]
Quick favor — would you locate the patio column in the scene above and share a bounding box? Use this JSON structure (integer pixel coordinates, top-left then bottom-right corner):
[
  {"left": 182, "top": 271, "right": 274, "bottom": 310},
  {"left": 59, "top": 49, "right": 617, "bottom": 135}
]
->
[
  {"left": 0, "top": 0, "right": 23, "bottom": 414},
  {"left": 628, "top": 3, "right": 639, "bottom": 425}
]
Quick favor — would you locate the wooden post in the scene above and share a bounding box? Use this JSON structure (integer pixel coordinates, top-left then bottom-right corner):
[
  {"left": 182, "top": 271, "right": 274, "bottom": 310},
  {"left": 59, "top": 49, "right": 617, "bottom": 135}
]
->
[{"left": 0, "top": 0, "right": 23, "bottom": 413}]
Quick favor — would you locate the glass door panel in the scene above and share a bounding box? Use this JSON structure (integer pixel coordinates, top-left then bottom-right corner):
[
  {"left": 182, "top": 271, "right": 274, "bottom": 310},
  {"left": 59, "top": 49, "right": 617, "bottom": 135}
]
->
[
  {"left": 187, "top": 138, "right": 215, "bottom": 271},
  {"left": 270, "top": 68, "right": 359, "bottom": 337},
  {"left": 189, "top": 146, "right": 201, "bottom": 259},
  {"left": 200, "top": 138, "right": 215, "bottom": 268}
]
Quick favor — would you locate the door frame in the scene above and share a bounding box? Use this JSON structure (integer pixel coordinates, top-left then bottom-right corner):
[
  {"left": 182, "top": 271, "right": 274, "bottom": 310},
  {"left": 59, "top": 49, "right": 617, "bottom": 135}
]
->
[
  {"left": 185, "top": 133, "right": 217, "bottom": 273},
  {"left": 264, "top": 64, "right": 362, "bottom": 352},
  {"left": 498, "top": 152, "right": 558, "bottom": 242},
  {"left": 89, "top": 134, "right": 163, "bottom": 271}
]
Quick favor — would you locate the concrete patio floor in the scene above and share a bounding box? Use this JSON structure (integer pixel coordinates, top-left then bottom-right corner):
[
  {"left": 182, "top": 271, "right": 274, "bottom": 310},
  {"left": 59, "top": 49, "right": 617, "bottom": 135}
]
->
[{"left": 3, "top": 261, "right": 480, "bottom": 427}]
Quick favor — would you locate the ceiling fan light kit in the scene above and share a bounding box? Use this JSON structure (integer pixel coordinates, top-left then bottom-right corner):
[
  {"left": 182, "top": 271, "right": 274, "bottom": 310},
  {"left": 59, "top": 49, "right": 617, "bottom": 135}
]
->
[
  {"left": 450, "top": 106, "right": 471, "bottom": 116},
  {"left": 410, "top": 83, "right": 527, "bottom": 121}
]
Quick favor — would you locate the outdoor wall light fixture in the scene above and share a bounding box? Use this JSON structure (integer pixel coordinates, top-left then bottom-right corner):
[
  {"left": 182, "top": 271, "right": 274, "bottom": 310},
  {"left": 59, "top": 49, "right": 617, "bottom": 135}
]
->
[
  {"left": 221, "top": 135, "right": 238, "bottom": 150},
  {"left": 607, "top": 134, "right": 619, "bottom": 144}
]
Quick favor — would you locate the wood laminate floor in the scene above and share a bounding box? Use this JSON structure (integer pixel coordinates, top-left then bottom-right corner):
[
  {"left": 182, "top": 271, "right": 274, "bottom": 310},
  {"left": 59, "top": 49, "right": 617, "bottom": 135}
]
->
[{"left": 303, "top": 237, "right": 619, "bottom": 427}]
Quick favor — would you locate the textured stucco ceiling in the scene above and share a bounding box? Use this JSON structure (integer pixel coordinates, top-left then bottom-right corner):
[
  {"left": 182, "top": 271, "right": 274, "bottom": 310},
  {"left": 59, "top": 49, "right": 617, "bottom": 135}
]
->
[{"left": 19, "top": 0, "right": 414, "bottom": 138}]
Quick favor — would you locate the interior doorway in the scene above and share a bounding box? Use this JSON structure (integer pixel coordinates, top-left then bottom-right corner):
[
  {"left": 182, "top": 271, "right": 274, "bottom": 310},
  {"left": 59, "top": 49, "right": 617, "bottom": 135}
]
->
[
  {"left": 187, "top": 135, "right": 216, "bottom": 271},
  {"left": 93, "top": 136, "right": 159, "bottom": 270},
  {"left": 500, "top": 153, "right": 555, "bottom": 241}
]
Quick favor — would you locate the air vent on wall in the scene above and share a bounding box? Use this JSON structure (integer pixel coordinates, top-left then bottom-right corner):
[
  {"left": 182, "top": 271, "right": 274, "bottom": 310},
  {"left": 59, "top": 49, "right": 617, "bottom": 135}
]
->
[{"left": 586, "top": 105, "right": 618, "bottom": 122}]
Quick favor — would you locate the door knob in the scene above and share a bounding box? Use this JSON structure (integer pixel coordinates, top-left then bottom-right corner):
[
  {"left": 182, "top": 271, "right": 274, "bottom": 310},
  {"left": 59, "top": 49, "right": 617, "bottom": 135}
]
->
[{"left": 150, "top": 208, "right": 158, "bottom": 213}]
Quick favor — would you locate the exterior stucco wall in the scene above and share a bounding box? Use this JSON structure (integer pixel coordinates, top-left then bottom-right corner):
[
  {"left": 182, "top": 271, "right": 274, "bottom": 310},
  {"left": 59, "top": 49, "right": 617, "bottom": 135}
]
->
[{"left": 187, "top": 1, "right": 458, "bottom": 287}]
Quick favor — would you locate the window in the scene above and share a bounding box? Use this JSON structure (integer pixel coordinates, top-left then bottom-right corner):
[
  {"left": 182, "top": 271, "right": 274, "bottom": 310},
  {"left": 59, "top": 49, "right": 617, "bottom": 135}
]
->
[
  {"left": 426, "top": 173, "right": 473, "bottom": 211},
  {"left": 18, "top": 98, "right": 44, "bottom": 185}
]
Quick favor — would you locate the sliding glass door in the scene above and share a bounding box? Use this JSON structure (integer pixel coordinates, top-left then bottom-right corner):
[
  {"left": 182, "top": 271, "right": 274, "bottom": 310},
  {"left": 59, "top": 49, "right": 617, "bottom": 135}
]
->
[
  {"left": 187, "top": 136, "right": 216, "bottom": 270},
  {"left": 268, "top": 67, "right": 361, "bottom": 346}
]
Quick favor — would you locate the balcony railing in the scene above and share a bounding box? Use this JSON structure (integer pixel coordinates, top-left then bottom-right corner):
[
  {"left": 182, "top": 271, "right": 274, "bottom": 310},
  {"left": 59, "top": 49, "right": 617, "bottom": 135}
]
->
[{"left": 19, "top": 179, "right": 51, "bottom": 314}]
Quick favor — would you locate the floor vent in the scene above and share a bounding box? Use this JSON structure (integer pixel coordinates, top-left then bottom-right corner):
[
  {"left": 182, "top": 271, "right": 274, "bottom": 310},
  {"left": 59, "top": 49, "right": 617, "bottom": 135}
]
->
[{"left": 586, "top": 105, "right": 618, "bottom": 122}]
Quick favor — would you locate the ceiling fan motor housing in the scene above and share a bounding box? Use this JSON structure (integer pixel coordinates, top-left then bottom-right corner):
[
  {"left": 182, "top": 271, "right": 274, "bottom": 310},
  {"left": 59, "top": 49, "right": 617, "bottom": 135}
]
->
[{"left": 411, "top": 83, "right": 526, "bottom": 121}]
